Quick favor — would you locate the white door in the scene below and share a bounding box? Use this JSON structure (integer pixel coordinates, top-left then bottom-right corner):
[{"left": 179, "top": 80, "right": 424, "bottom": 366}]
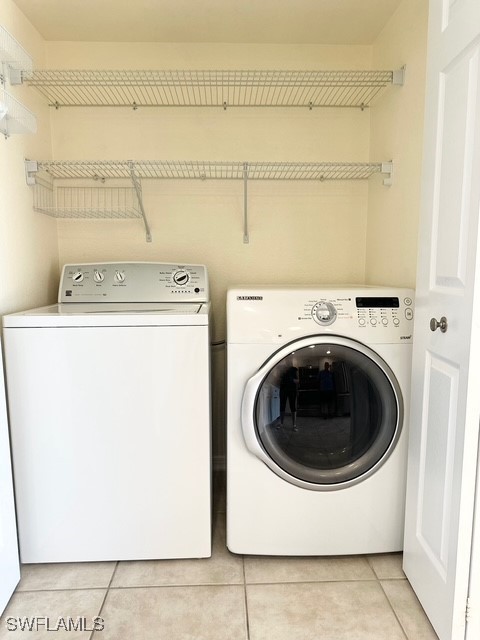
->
[
  {"left": 403, "top": 1, "right": 480, "bottom": 639},
  {"left": 0, "top": 342, "right": 20, "bottom": 614}
]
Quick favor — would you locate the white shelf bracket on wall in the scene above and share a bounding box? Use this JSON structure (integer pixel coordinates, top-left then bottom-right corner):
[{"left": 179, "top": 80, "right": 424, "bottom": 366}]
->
[
  {"left": 392, "top": 66, "right": 406, "bottom": 86},
  {"left": 381, "top": 161, "right": 394, "bottom": 186},
  {"left": 25, "top": 158, "right": 38, "bottom": 185},
  {"left": 128, "top": 162, "right": 152, "bottom": 243}
]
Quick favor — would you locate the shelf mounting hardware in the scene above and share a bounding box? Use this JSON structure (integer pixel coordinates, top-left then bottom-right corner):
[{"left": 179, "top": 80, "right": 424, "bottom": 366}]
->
[
  {"left": 392, "top": 66, "right": 406, "bottom": 86},
  {"left": 243, "top": 163, "right": 249, "bottom": 244},
  {"left": 381, "top": 161, "right": 394, "bottom": 186},
  {"left": 25, "top": 159, "right": 38, "bottom": 185},
  {"left": 128, "top": 161, "right": 152, "bottom": 243}
]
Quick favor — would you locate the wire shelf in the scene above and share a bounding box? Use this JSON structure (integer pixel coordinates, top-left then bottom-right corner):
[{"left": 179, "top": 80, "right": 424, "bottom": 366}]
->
[
  {"left": 27, "top": 158, "right": 393, "bottom": 244},
  {"left": 0, "top": 88, "right": 37, "bottom": 137},
  {"left": 23, "top": 69, "right": 401, "bottom": 109},
  {"left": 34, "top": 159, "right": 385, "bottom": 182},
  {"left": 0, "top": 25, "right": 33, "bottom": 73},
  {"left": 32, "top": 178, "right": 141, "bottom": 219}
]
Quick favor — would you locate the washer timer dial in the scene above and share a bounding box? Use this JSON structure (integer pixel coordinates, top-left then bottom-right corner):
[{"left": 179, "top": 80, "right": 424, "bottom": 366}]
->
[
  {"left": 173, "top": 270, "right": 190, "bottom": 286},
  {"left": 312, "top": 301, "right": 337, "bottom": 326}
]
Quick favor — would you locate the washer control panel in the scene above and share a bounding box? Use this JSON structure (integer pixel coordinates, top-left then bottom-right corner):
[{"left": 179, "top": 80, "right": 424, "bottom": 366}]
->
[{"left": 59, "top": 262, "right": 209, "bottom": 303}]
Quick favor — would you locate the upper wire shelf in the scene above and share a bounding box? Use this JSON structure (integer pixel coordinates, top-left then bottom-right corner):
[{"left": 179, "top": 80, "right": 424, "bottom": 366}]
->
[
  {"left": 22, "top": 68, "right": 404, "bottom": 109},
  {"left": 31, "top": 159, "right": 389, "bottom": 182}
]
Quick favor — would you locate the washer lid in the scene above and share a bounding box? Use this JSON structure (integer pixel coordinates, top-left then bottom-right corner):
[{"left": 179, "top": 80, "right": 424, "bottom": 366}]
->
[{"left": 3, "top": 302, "right": 210, "bottom": 327}]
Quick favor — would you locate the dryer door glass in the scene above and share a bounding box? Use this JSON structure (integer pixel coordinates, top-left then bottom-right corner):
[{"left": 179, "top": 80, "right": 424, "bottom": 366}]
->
[{"left": 253, "top": 341, "right": 401, "bottom": 486}]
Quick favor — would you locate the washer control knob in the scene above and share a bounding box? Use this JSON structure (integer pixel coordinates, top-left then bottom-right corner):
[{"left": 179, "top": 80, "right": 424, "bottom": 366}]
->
[
  {"left": 93, "top": 270, "right": 105, "bottom": 283},
  {"left": 312, "top": 301, "right": 337, "bottom": 326},
  {"left": 173, "top": 270, "right": 190, "bottom": 286},
  {"left": 72, "top": 271, "right": 84, "bottom": 283},
  {"left": 114, "top": 270, "right": 126, "bottom": 283}
]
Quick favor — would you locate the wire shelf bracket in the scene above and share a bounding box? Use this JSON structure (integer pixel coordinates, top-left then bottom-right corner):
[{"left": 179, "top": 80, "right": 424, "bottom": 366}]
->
[
  {"left": 25, "top": 159, "right": 394, "bottom": 244},
  {"left": 128, "top": 161, "right": 152, "bottom": 242},
  {"left": 21, "top": 68, "right": 405, "bottom": 110}
]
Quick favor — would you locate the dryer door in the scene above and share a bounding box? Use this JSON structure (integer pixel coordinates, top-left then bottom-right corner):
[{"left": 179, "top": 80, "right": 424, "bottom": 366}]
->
[{"left": 241, "top": 336, "right": 403, "bottom": 490}]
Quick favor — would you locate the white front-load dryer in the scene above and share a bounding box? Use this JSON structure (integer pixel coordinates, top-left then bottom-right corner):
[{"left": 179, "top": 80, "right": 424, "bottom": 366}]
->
[{"left": 226, "top": 286, "right": 414, "bottom": 555}]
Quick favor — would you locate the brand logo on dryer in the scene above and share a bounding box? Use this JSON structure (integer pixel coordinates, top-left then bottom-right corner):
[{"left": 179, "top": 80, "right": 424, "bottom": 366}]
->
[
  {"left": 237, "top": 296, "right": 263, "bottom": 301},
  {"left": 400, "top": 335, "right": 412, "bottom": 340}
]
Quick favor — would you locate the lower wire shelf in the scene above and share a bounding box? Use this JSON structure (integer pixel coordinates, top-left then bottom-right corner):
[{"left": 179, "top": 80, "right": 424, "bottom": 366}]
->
[{"left": 26, "top": 159, "right": 394, "bottom": 243}]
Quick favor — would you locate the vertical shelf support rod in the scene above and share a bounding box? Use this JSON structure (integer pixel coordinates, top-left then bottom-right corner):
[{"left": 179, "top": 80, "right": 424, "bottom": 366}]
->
[
  {"left": 128, "top": 161, "right": 152, "bottom": 243},
  {"left": 243, "top": 162, "right": 249, "bottom": 244}
]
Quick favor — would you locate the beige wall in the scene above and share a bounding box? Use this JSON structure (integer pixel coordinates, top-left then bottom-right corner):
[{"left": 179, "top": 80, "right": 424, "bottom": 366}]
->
[
  {"left": 0, "top": 0, "right": 58, "bottom": 317},
  {"left": 366, "top": 0, "right": 429, "bottom": 288},
  {"left": 46, "top": 42, "right": 374, "bottom": 342}
]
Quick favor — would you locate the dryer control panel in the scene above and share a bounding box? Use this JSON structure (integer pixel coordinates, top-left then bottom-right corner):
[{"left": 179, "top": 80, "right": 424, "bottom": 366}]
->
[
  {"left": 228, "top": 286, "right": 414, "bottom": 345},
  {"left": 310, "top": 295, "right": 414, "bottom": 330},
  {"left": 59, "top": 262, "right": 209, "bottom": 303}
]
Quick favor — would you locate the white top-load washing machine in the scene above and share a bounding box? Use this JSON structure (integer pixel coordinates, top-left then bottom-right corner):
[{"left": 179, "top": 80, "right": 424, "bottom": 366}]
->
[
  {"left": 227, "top": 286, "right": 414, "bottom": 555},
  {"left": 3, "top": 262, "right": 211, "bottom": 563}
]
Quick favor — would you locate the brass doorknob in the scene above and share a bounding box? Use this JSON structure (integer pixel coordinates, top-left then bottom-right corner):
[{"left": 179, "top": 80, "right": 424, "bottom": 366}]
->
[{"left": 430, "top": 316, "right": 448, "bottom": 333}]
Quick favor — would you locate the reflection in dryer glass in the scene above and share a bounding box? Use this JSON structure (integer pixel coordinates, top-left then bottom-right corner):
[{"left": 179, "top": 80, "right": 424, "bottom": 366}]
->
[{"left": 254, "top": 343, "right": 398, "bottom": 484}]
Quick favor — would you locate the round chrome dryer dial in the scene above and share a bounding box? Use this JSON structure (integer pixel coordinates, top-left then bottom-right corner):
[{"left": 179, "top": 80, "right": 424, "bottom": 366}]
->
[{"left": 312, "top": 301, "right": 337, "bottom": 326}]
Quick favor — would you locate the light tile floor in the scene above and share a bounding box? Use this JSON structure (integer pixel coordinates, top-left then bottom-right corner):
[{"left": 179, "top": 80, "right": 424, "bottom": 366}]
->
[{"left": 0, "top": 473, "right": 438, "bottom": 639}]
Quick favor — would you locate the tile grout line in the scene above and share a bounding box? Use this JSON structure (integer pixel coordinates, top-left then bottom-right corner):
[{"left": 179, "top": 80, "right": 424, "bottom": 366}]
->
[
  {"left": 15, "top": 575, "right": 407, "bottom": 594},
  {"left": 242, "top": 555, "right": 251, "bottom": 640},
  {"left": 87, "top": 561, "right": 119, "bottom": 640},
  {"left": 378, "top": 579, "right": 409, "bottom": 640},
  {"left": 241, "top": 577, "right": 394, "bottom": 587}
]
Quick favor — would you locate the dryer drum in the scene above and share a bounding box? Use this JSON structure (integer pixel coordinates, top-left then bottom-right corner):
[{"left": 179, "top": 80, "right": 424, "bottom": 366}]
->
[{"left": 242, "top": 335, "right": 403, "bottom": 490}]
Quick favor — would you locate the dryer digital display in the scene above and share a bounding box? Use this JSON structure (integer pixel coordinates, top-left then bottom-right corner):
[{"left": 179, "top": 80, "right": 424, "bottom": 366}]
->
[{"left": 356, "top": 297, "right": 400, "bottom": 308}]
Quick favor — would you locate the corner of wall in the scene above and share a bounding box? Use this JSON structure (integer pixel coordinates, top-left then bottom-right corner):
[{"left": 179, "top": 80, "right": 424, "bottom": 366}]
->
[
  {"left": 366, "top": 0, "right": 429, "bottom": 289},
  {"left": 0, "top": 0, "right": 60, "bottom": 315}
]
